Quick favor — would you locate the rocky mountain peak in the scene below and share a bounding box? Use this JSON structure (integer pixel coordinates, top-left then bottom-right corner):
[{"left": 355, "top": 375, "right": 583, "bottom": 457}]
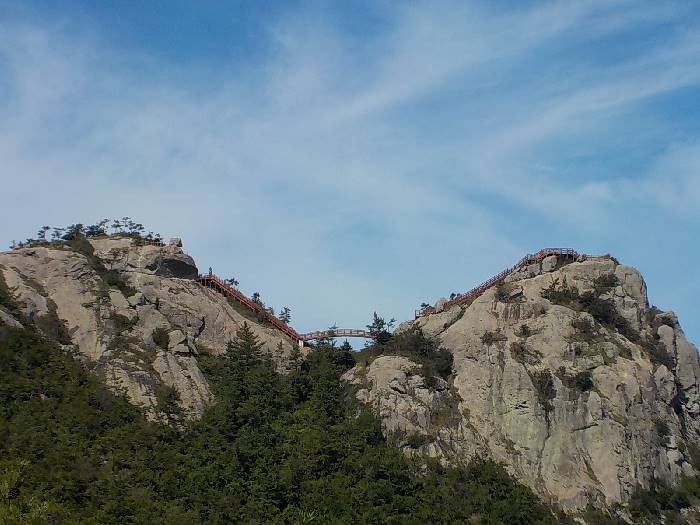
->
[
  {"left": 3, "top": 235, "right": 699, "bottom": 517},
  {"left": 344, "top": 253, "right": 700, "bottom": 511},
  {"left": 0, "top": 236, "right": 296, "bottom": 420}
]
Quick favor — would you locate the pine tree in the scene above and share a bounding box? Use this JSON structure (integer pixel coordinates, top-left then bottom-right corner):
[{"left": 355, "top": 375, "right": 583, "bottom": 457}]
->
[
  {"left": 121, "top": 217, "right": 132, "bottom": 234},
  {"left": 85, "top": 219, "right": 110, "bottom": 237},
  {"left": 279, "top": 307, "right": 291, "bottom": 324},
  {"left": 36, "top": 226, "right": 50, "bottom": 241},
  {"left": 228, "top": 322, "right": 264, "bottom": 356},
  {"left": 62, "top": 224, "right": 84, "bottom": 241},
  {"left": 366, "top": 312, "right": 395, "bottom": 345}
]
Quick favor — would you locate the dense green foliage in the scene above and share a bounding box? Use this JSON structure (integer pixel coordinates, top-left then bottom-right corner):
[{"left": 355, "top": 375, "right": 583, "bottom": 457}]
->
[
  {"left": 0, "top": 321, "right": 568, "bottom": 524},
  {"left": 354, "top": 327, "right": 453, "bottom": 388},
  {"left": 0, "top": 274, "right": 20, "bottom": 318},
  {"left": 541, "top": 276, "right": 636, "bottom": 340},
  {"left": 365, "top": 312, "right": 396, "bottom": 345},
  {"left": 533, "top": 370, "right": 556, "bottom": 415},
  {"left": 151, "top": 327, "right": 170, "bottom": 350},
  {"left": 10, "top": 218, "right": 162, "bottom": 250},
  {"left": 581, "top": 476, "right": 700, "bottom": 525}
]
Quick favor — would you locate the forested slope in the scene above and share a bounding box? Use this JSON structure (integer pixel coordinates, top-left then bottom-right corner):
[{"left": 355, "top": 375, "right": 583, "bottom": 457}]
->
[{"left": 0, "top": 321, "right": 565, "bottom": 524}]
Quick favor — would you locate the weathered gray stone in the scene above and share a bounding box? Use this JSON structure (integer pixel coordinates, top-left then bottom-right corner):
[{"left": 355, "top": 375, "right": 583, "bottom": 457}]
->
[
  {"left": 434, "top": 297, "right": 448, "bottom": 313},
  {"left": 541, "top": 255, "right": 558, "bottom": 273},
  {"left": 0, "top": 308, "right": 22, "bottom": 328},
  {"left": 346, "top": 258, "right": 700, "bottom": 512},
  {"left": 0, "top": 238, "right": 297, "bottom": 420},
  {"left": 343, "top": 356, "right": 487, "bottom": 460},
  {"left": 89, "top": 238, "right": 198, "bottom": 279}
]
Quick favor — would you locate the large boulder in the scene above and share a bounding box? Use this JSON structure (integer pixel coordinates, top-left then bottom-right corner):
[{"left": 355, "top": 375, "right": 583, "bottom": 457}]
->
[
  {"left": 89, "top": 238, "right": 198, "bottom": 279},
  {"left": 149, "top": 245, "right": 198, "bottom": 279}
]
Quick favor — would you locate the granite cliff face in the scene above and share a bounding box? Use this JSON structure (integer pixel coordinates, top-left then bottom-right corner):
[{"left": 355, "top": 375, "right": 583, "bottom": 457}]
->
[
  {"left": 344, "top": 255, "right": 700, "bottom": 512},
  {"left": 3, "top": 237, "right": 698, "bottom": 515},
  {"left": 0, "top": 237, "right": 296, "bottom": 419}
]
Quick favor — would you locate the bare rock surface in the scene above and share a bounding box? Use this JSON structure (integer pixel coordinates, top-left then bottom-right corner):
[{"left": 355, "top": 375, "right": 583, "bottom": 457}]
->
[
  {"left": 347, "top": 256, "right": 700, "bottom": 512},
  {"left": 0, "top": 238, "right": 296, "bottom": 419}
]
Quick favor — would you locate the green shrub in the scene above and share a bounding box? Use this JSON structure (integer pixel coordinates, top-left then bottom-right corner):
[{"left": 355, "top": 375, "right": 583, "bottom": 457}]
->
[
  {"left": 0, "top": 271, "right": 21, "bottom": 318},
  {"left": 495, "top": 282, "right": 519, "bottom": 302},
  {"left": 533, "top": 371, "right": 556, "bottom": 415},
  {"left": 575, "top": 372, "right": 594, "bottom": 391},
  {"left": 404, "top": 432, "right": 434, "bottom": 449},
  {"left": 558, "top": 367, "right": 594, "bottom": 392},
  {"left": 103, "top": 270, "right": 137, "bottom": 298},
  {"left": 543, "top": 279, "right": 638, "bottom": 341},
  {"left": 106, "top": 333, "right": 141, "bottom": 355},
  {"left": 541, "top": 277, "right": 579, "bottom": 305},
  {"left": 593, "top": 274, "right": 620, "bottom": 295},
  {"left": 34, "top": 300, "right": 72, "bottom": 345},
  {"left": 627, "top": 477, "right": 700, "bottom": 525},
  {"left": 111, "top": 313, "right": 137, "bottom": 331},
  {"left": 354, "top": 328, "right": 453, "bottom": 387},
  {"left": 687, "top": 443, "right": 700, "bottom": 471},
  {"left": 641, "top": 335, "right": 675, "bottom": 369},
  {"left": 510, "top": 341, "right": 542, "bottom": 366},
  {"left": 66, "top": 239, "right": 137, "bottom": 298},
  {"left": 580, "top": 506, "right": 626, "bottom": 525},
  {"left": 579, "top": 293, "right": 616, "bottom": 326},
  {"left": 516, "top": 324, "right": 532, "bottom": 338},
  {"left": 155, "top": 384, "right": 182, "bottom": 420},
  {"left": 481, "top": 330, "right": 507, "bottom": 346},
  {"left": 510, "top": 341, "right": 527, "bottom": 359},
  {"left": 571, "top": 317, "right": 596, "bottom": 341},
  {"left": 587, "top": 298, "right": 636, "bottom": 339},
  {"left": 152, "top": 327, "right": 170, "bottom": 350},
  {"left": 423, "top": 351, "right": 453, "bottom": 388},
  {"left": 655, "top": 420, "right": 670, "bottom": 439}
]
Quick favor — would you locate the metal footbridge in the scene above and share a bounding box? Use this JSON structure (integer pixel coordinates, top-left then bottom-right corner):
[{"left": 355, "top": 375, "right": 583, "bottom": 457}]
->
[
  {"left": 197, "top": 248, "right": 610, "bottom": 346},
  {"left": 196, "top": 273, "right": 373, "bottom": 346}
]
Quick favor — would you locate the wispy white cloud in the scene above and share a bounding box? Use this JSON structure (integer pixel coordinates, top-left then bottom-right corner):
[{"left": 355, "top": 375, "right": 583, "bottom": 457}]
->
[
  {"left": 0, "top": 1, "right": 698, "bottom": 341},
  {"left": 628, "top": 142, "right": 700, "bottom": 218}
]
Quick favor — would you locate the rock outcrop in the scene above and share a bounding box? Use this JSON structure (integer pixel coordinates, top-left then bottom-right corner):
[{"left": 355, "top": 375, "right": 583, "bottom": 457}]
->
[
  {"left": 0, "top": 237, "right": 297, "bottom": 419},
  {"left": 345, "top": 255, "right": 700, "bottom": 512},
  {"left": 4, "top": 236, "right": 698, "bottom": 515}
]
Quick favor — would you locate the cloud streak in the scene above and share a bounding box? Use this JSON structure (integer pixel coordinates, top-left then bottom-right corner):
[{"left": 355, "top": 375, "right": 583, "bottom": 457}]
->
[{"left": 0, "top": 1, "right": 698, "bottom": 343}]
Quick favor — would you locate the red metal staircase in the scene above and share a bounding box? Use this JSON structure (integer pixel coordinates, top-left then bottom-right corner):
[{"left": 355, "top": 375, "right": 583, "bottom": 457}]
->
[{"left": 197, "top": 248, "right": 611, "bottom": 345}]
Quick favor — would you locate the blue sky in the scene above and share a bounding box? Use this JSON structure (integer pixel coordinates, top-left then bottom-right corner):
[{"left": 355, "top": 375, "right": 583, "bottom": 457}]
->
[{"left": 0, "top": 1, "right": 698, "bottom": 346}]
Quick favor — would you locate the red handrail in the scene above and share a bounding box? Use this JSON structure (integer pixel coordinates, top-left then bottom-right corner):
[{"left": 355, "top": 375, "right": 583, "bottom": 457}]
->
[
  {"left": 415, "top": 249, "right": 611, "bottom": 318},
  {"left": 197, "top": 274, "right": 376, "bottom": 344},
  {"left": 197, "top": 248, "right": 612, "bottom": 342},
  {"left": 197, "top": 273, "right": 303, "bottom": 342},
  {"left": 299, "top": 329, "right": 373, "bottom": 341}
]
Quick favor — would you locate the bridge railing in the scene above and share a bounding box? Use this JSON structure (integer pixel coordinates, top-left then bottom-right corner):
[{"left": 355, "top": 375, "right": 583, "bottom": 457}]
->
[
  {"left": 197, "top": 248, "right": 613, "bottom": 344},
  {"left": 415, "top": 248, "right": 611, "bottom": 318},
  {"left": 299, "top": 329, "right": 373, "bottom": 341},
  {"left": 197, "top": 274, "right": 375, "bottom": 345},
  {"left": 197, "top": 273, "right": 303, "bottom": 342}
]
